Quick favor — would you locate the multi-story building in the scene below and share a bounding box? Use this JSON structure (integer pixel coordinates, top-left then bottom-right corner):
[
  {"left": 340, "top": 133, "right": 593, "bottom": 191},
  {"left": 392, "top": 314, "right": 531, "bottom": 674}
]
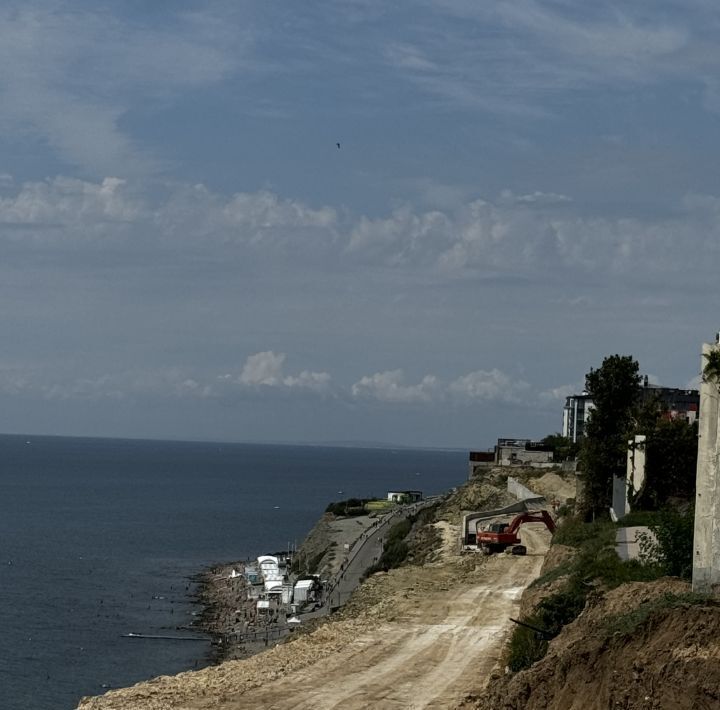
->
[
  {"left": 562, "top": 378, "right": 699, "bottom": 443},
  {"left": 562, "top": 392, "right": 594, "bottom": 443}
]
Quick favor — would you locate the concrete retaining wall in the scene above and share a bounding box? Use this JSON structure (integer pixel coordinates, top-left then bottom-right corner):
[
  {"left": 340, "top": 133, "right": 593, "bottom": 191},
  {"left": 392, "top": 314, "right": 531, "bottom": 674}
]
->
[
  {"left": 507, "top": 476, "right": 545, "bottom": 501},
  {"left": 462, "top": 497, "right": 545, "bottom": 545}
]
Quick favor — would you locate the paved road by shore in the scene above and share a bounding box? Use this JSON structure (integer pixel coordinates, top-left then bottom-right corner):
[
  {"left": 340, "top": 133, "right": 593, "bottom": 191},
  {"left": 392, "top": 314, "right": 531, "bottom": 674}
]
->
[{"left": 322, "top": 497, "right": 442, "bottom": 612}]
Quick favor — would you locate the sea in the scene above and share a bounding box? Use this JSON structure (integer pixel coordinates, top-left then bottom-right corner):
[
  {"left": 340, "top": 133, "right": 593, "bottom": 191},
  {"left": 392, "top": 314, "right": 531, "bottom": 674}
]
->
[{"left": 0, "top": 433, "right": 466, "bottom": 710}]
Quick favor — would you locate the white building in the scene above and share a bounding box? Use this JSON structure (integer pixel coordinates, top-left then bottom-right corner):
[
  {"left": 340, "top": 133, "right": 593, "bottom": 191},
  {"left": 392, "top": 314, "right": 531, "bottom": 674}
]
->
[{"left": 562, "top": 392, "right": 594, "bottom": 443}]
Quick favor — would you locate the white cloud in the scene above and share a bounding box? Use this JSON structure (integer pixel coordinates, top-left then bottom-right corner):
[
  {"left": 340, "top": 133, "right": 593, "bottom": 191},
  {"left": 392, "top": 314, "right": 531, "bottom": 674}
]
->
[
  {"left": 539, "top": 383, "right": 583, "bottom": 403},
  {"left": 0, "top": 176, "right": 142, "bottom": 228},
  {"left": 351, "top": 370, "right": 440, "bottom": 403},
  {"left": 1, "top": 174, "right": 719, "bottom": 287},
  {"left": 347, "top": 207, "right": 455, "bottom": 265},
  {"left": 237, "top": 352, "right": 331, "bottom": 393},
  {"left": 448, "top": 369, "right": 530, "bottom": 404},
  {"left": 498, "top": 190, "right": 572, "bottom": 205},
  {"left": 238, "top": 351, "right": 286, "bottom": 386},
  {"left": 351, "top": 367, "right": 531, "bottom": 405},
  {"left": 224, "top": 191, "right": 336, "bottom": 232}
]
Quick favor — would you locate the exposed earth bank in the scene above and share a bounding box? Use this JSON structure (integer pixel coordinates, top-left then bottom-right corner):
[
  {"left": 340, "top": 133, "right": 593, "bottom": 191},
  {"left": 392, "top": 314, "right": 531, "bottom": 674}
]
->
[{"left": 470, "top": 577, "right": 720, "bottom": 710}]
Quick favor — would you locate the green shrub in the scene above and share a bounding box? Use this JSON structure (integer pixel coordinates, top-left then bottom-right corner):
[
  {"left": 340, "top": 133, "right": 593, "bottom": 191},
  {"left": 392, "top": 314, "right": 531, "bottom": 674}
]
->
[
  {"left": 507, "top": 620, "right": 548, "bottom": 672},
  {"left": 325, "top": 498, "right": 374, "bottom": 517},
  {"left": 535, "top": 586, "right": 587, "bottom": 634},
  {"left": 618, "top": 510, "right": 662, "bottom": 527},
  {"left": 553, "top": 517, "right": 615, "bottom": 548},
  {"left": 386, "top": 518, "right": 412, "bottom": 545},
  {"left": 604, "top": 592, "right": 708, "bottom": 638},
  {"left": 638, "top": 508, "right": 694, "bottom": 579},
  {"left": 363, "top": 518, "right": 415, "bottom": 576},
  {"left": 510, "top": 515, "right": 670, "bottom": 672}
]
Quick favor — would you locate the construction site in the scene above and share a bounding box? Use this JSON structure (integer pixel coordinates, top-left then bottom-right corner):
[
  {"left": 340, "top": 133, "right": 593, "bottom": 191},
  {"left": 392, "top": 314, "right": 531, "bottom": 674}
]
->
[{"left": 76, "top": 460, "right": 720, "bottom": 710}]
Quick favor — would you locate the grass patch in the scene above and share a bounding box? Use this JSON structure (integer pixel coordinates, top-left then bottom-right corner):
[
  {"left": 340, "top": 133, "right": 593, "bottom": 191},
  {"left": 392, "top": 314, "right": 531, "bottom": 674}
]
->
[
  {"left": 507, "top": 617, "right": 548, "bottom": 672},
  {"left": 528, "top": 561, "right": 575, "bottom": 589},
  {"left": 365, "top": 500, "right": 395, "bottom": 512},
  {"left": 326, "top": 498, "right": 375, "bottom": 517},
  {"left": 291, "top": 549, "right": 326, "bottom": 575},
  {"left": 553, "top": 517, "right": 616, "bottom": 547},
  {"left": 363, "top": 516, "right": 417, "bottom": 577},
  {"left": 604, "top": 592, "right": 709, "bottom": 639}
]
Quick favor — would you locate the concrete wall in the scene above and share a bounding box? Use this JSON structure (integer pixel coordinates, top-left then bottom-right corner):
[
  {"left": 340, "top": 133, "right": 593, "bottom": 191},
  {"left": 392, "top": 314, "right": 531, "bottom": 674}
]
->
[
  {"left": 627, "top": 435, "right": 647, "bottom": 499},
  {"left": 497, "top": 446, "right": 553, "bottom": 467},
  {"left": 611, "top": 475, "right": 628, "bottom": 519},
  {"left": 693, "top": 342, "right": 720, "bottom": 594},
  {"left": 507, "top": 476, "right": 545, "bottom": 501}
]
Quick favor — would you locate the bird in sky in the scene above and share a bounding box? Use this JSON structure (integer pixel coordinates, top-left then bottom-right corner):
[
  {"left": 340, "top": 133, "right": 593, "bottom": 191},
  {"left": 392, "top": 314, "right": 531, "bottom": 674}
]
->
[{"left": 336, "top": 142, "right": 341, "bottom": 149}]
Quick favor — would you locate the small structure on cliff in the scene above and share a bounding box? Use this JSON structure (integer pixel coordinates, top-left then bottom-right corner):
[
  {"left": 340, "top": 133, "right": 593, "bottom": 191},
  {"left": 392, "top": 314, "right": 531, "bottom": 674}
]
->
[{"left": 387, "top": 490, "right": 422, "bottom": 504}]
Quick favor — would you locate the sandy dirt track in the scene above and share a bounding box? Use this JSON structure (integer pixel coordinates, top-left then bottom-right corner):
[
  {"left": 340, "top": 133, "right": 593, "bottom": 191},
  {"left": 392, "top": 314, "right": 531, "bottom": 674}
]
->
[
  {"left": 79, "top": 523, "right": 550, "bottom": 710},
  {"left": 220, "top": 526, "right": 549, "bottom": 710}
]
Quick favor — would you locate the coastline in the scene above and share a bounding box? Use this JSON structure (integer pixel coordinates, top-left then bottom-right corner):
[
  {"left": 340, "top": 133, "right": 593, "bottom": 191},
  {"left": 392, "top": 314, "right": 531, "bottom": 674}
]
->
[
  {"left": 76, "top": 470, "right": 557, "bottom": 710},
  {"left": 187, "top": 505, "right": 417, "bottom": 663}
]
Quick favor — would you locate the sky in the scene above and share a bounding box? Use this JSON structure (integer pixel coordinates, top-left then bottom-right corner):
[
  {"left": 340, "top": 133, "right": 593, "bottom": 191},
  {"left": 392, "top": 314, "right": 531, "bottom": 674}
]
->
[{"left": 0, "top": 0, "right": 718, "bottom": 449}]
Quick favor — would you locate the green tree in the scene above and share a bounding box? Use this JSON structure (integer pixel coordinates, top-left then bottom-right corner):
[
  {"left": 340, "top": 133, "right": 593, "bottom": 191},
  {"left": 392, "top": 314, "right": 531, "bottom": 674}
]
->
[
  {"left": 702, "top": 349, "right": 720, "bottom": 391},
  {"left": 633, "top": 413, "right": 698, "bottom": 509},
  {"left": 541, "top": 433, "right": 580, "bottom": 463},
  {"left": 580, "top": 355, "right": 641, "bottom": 517}
]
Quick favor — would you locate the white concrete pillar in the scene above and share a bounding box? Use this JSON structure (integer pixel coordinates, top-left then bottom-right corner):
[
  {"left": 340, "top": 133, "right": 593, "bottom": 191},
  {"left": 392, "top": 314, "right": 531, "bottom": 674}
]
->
[{"left": 692, "top": 341, "right": 720, "bottom": 594}]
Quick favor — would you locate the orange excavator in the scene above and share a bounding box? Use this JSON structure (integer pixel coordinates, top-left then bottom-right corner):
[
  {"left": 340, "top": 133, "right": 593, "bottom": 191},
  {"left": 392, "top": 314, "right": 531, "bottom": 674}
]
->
[{"left": 476, "top": 510, "right": 556, "bottom": 556}]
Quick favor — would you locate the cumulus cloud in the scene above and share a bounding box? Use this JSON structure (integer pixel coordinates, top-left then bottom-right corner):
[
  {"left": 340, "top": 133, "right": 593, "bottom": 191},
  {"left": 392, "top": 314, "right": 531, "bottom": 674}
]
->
[
  {"left": 2, "top": 174, "right": 720, "bottom": 286},
  {"left": 351, "top": 370, "right": 440, "bottom": 403},
  {"left": 236, "top": 351, "right": 331, "bottom": 393},
  {"left": 351, "top": 367, "right": 532, "bottom": 405},
  {"left": 448, "top": 369, "right": 530, "bottom": 404},
  {"left": 238, "top": 351, "right": 286, "bottom": 386},
  {"left": 0, "top": 176, "right": 142, "bottom": 229}
]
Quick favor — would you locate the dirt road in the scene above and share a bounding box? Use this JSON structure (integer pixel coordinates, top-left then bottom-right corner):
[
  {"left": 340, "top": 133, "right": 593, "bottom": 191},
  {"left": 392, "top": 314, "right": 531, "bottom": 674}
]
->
[
  {"left": 217, "top": 525, "right": 549, "bottom": 710},
  {"left": 78, "top": 509, "right": 552, "bottom": 710}
]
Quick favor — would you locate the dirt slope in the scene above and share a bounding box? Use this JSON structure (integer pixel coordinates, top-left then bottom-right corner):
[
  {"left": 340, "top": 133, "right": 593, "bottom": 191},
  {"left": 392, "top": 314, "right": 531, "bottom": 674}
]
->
[
  {"left": 472, "top": 579, "right": 720, "bottom": 710},
  {"left": 78, "top": 521, "right": 552, "bottom": 710}
]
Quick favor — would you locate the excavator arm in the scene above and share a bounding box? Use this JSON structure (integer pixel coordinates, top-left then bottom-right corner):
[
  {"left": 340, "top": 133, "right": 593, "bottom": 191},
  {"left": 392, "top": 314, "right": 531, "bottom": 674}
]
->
[{"left": 506, "top": 510, "right": 556, "bottom": 535}]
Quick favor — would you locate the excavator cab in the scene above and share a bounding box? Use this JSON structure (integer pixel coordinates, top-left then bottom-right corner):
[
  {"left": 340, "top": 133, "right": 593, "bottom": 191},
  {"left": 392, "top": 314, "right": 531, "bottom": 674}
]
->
[{"left": 488, "top": 522, "right": 509, "bottom": 533}]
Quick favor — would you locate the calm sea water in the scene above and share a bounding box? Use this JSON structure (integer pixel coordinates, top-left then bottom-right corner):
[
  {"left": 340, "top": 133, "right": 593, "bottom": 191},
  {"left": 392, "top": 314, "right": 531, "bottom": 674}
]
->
[{"left": 0, "top": 434, "right": 465, "bottom": 710}]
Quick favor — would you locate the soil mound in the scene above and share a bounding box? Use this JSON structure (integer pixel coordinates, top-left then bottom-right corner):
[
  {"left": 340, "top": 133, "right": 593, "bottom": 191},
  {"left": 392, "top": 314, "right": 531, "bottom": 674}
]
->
[{"left": 472, "top": 579, "right": 720, "bottom": 710}]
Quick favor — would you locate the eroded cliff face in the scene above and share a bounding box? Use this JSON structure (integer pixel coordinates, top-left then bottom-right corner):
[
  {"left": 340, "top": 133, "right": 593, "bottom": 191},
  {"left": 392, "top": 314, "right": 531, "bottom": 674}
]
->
[{"left": 468, "top": 578, "right": 720, "bottom": 710}]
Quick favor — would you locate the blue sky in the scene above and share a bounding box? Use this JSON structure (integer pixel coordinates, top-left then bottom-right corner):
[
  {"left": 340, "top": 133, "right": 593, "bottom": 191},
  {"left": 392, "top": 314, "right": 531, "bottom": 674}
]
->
[{"left": 0, "top": 0, "right": 718, "bottom": 447}]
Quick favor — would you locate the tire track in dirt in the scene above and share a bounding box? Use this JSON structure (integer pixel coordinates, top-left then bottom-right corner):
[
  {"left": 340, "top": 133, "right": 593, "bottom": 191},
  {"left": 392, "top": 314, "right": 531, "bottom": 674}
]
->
[{"left": 232, "top": 525, "right": 550, "bottom": 710}]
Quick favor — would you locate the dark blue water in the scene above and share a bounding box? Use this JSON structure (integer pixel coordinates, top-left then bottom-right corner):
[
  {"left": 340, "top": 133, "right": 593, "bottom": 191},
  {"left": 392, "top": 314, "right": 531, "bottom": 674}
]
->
[{"left": 0, "top": 434, "right": 465, "bottom": 710}]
